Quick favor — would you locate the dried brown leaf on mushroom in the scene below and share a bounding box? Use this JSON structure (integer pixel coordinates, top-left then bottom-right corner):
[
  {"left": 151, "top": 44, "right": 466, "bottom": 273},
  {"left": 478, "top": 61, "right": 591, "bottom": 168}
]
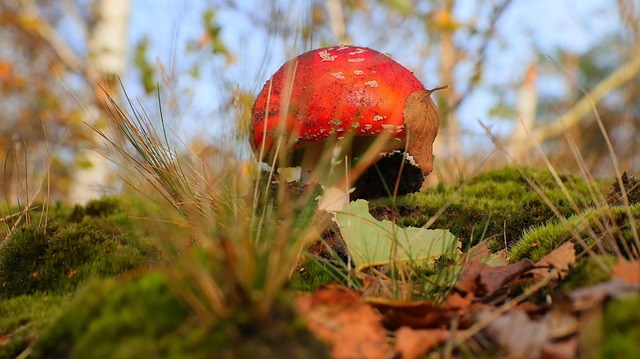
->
[{"left": 296, "top": 285, "right": 389, "bottom": 359}]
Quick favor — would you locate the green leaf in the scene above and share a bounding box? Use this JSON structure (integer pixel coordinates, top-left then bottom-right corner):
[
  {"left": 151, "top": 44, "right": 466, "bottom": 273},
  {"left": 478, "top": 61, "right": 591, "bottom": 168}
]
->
[{"left": 336, "top": 200, "right": 461, "bottom": 271}]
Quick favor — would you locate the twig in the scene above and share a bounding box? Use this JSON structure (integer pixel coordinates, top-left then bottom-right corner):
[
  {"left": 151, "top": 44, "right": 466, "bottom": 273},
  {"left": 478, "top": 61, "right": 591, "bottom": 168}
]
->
[
  {"left": 453, "top": 269, "right": 557, "bottom": 346},
  {"left": 19, "top": 0, "right": 85, "bottom": 74},
  {"left": 452, "top": 0, "right": 514, "bottom": 110},
  {"left": 534, "top": 47, "right": 640, "bottom": 141}
]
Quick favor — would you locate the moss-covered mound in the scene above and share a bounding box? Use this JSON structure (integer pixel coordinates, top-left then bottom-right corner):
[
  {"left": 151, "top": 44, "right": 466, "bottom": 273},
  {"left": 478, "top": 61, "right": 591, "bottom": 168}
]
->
[
  {"left": 32, "top": 272, "right": 329, "bottom": 359},
  {"left": 0, "top": 197, "right": 163, "bottom": 357},
  {"left": 602, "top": 294, "right": 640, "bottom": 358},
  {"left": 0, "top": 293, "right": 68, "bottom": 358},
  {"left": 0, "top": 223, "right": 153, "bottom": 298},
  {"left": 510, "top": 202, "right": 640, "bottom": 262},
  {"left": 375, "top": 167, "right": 598, "bottom": 250},
  {"left": 0, "top": 197, "right": 161, "bottom": 299}
]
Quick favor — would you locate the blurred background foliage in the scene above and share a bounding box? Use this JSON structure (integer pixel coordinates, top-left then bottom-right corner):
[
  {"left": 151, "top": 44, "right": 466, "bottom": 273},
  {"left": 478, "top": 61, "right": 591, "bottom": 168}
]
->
[{"left": 0, "top": 0, "right": 638, "bottom": 204}]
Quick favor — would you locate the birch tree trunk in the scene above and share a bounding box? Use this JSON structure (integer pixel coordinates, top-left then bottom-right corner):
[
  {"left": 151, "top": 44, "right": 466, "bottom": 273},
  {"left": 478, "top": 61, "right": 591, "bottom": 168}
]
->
[
  {"left": 70, "top": 0, "right": 131, "bottom": 203},
  {"left": 508, "top": 63, "right": 537, "bottom": 163},
  {"left": 436, "top": 0, "right": 459, "bottom": 162}
]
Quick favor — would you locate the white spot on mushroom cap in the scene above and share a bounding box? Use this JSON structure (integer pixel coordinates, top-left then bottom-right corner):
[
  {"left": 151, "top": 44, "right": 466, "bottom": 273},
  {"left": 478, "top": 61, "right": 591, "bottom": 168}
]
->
[
  {"left": 329, "top": 118, "right": 342, "bottom": 126},
  {"left": 347, "top": 58, "right": 365, "bottom": 63},
  {"left": 365, "top": 80, "right": 379, "bottom": 87},
  {"left": 331, "top": 72, "right": 346, "bottom": 80},
  {"left": 373, "top": 115, "right": 386, "bottom": 122},
  {"left": 364, "top": 124, "right": 373, "bottom": 130},
  {"left": 354, "top": 70, "right": 364, "bottom": 75},
  {"left": 336, "top": 45, "right": 350, "bottom": 51},
  {"left": 382, "top": 124, "right": 395, "bottom": 132},
  {"left": 351, "top": 122, "right": 360, "bottom": 128},
  {"left": 319, "top": 50, "right": 337, "bottom": 61},
  {"left": 348, "top": 48, "right": 366, "bottom": 55}
]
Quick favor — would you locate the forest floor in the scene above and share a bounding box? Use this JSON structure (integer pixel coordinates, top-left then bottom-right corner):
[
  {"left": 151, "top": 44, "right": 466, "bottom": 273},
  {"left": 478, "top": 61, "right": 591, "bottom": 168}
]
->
[{"left": 1, "top": 166, "right": 639, "bottom": 358}]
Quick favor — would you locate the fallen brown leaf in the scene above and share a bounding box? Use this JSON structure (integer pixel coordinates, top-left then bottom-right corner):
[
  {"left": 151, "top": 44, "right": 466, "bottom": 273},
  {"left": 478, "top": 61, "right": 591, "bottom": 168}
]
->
[
  {"left": 612, "top": 260, "right": 640, "bottom": 284},
  {"left": 529, "top": 241, "right": 576, "bottom": 280},
  {"left": 394, "top": 327, "right": 462, "bottom": 359},
  {"left": 456, "top": 259, "right": 534, "bottom": 297},
  {"left": 541, "top": 337, "right": 579, "bottom": 359},
  {"left": 474, "top": 296, "right": 580, "bottom": 359},
  {"left": 365, "top": 291, "right": 474, "bottom": 330},
  {"left": 442, "top": 291, "right": 474, "bottom": 310},
  {"left": 479, "top": 308, "right": 550, "bottom": 359},
  {"left": 569, "top": 280, "right": 640, "bottom": 311},
  {"left": 477, "top": 306, "right": 576, "bottom": 359},
  {"left": 296, "top": 285, "right": 389, "bottom": 359},
  {"left": 466, "top": 241, "right": 509, "bottom": 267}
]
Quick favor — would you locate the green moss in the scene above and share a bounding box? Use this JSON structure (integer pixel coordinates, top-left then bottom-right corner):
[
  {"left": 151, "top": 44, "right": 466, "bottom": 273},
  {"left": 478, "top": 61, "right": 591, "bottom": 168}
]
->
[
  {"left": 290, "top": 258, "right": 344, "bottom": 292},
  {"left": 510, "top": 203, "right": 640, "bottom": 262},
  {"left": 0, "top": 294, "right": 68, "bottom": 359},
  {"left": 601, "top": 294, "right": 640, "bottom": 358},
  {"left": 0, "top": 222, "right": 156, "bottom": 298},
  {"left": 385, "top": 167, "right": 595, "bottom": 250},
  {"left": 559, "top": 256, "right": 614, "bottom": 292},
  {"left": 33, "top": 272, "right": 329, "bottom": 359},
  {"left": 68, "top": 196, "right": 121, "bottom": 222},
  {"left": 32, "top": 274, "right": 190, "bottom": 358}
]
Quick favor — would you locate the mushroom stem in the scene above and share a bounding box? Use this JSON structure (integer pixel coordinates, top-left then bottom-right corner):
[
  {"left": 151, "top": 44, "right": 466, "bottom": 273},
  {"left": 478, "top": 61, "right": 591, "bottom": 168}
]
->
[
  {"left": 298, "top": 137, "right": 354, "bottom": 186},
  {"left": 305, "top": 141, "right": 353, "bottom": 213}
]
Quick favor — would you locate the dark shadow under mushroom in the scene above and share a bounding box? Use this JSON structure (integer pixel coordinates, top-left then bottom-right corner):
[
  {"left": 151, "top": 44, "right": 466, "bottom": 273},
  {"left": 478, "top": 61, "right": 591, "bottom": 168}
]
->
[{"left": 351, "top": 151, "right": 424, "bottom": 200}]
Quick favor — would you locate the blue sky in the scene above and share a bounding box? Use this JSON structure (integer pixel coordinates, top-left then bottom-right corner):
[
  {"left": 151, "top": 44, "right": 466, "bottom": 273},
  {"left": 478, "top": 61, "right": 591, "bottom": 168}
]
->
[{"left": 125, "top": 0, "right": 629, "bottom": 145}]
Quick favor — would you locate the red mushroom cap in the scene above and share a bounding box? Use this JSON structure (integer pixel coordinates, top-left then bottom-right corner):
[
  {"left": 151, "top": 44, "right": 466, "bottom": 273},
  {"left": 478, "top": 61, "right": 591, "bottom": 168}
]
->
[{"left": 250, "top": 45, "right": 440, "bottom": 177}]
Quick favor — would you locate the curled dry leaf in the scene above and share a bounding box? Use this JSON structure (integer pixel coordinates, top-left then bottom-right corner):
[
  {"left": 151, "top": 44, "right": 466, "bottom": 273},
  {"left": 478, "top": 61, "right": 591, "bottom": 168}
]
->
[
  {"left": 540, "top": 338, "right": 579, "bottom": 359},
  {"left": 394, "top": 327, "right": 463, "bottom": 359},
  {"left": 296, "top": 285, "right": 389, "bottom": 359},
  {"left": 465, "top": 240, "right": 509, "bottom": 267},
  {"left": 478, "top": 306, "right": 579, "bottom": 359},
  {"left": 455, "top": 259, "right": 534, "bottom": 297},
  {"left": 367, "top": 291, "right": 473, "bottom": 330},
  {"left": 612, "top": 260, "right": 640, "bottom": 285},
  {"left": 528, "top": 241, "right": 576, "bottom": 280},
  {"left": 569, "top": 280, "right": 640, "bottom": 312},
  {"left": 479, "top": 309, "right": 550, "bottom": 359}
]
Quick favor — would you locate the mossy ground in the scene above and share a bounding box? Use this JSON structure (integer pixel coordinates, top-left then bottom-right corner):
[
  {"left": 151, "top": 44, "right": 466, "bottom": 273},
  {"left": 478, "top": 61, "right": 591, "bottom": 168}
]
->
[
  {"left": 371, "top": 167, "right": 600, "bottom": 251},
  {"left": 1, "top": 167, "right": 637, "bottom": 357},
  {"left": 31, "top": 273, "right": 327, "bottom": 359},
  {"left": 602, "top": 294, "right": 640, "bottom": 358},
  {"left": 0, "top": 294, "right": 68, "bottom": 358}
]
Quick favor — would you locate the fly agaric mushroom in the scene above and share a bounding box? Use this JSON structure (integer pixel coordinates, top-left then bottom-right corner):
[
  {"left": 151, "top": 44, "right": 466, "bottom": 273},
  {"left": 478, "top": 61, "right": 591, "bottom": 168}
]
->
[{"left": 250, "top": 45, "right": 441, "bottom": 199}]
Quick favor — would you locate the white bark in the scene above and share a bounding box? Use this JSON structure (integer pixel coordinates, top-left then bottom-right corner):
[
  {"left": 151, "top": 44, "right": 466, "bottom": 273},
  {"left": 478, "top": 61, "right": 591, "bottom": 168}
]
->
[
  {"left": 508, "top": 63, "right": 537, "bottom": 163},
  {"left": 71, "top": 0, "right": 131, "bottom": 203},
  {"left": 325, "top": 0, "right": 350, "bottom": 44}
]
